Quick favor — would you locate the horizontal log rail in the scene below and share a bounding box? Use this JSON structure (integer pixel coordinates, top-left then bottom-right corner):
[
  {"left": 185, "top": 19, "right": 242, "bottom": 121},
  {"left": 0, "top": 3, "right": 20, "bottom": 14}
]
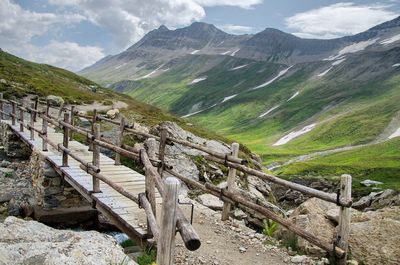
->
[{"left": 204, "top": 155, "right": 352, "bottom": 207}]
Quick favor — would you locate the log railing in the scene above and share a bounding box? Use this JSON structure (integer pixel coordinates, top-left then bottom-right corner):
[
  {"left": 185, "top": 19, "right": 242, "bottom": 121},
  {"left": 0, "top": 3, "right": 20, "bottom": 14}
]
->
[{"left": 0, "top": 96, "right": 352, "bottom": 264}]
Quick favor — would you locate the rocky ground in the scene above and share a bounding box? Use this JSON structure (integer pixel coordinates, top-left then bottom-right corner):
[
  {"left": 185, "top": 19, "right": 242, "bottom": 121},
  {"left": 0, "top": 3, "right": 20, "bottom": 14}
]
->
[{"left": 174, "top": 201, "right": 328, "bottom": 265}]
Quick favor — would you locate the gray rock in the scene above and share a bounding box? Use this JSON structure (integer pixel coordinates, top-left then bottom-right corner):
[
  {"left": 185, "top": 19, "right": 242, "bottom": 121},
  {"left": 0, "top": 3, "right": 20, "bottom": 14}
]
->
[
  {"left": 46, "top": 95, "right": 64, "bottom": 106},
  {"left": 360, "top": 179, "right": 383, "bottom": 187},
  {"left": 291, "top": 255, "right": 308, "bottom": 263},
  {"left": 0, "top": 217, "right": 137, "bottom": 265},
  {"left": 197, "top": 194, "right": 223, "bottom": 211}
]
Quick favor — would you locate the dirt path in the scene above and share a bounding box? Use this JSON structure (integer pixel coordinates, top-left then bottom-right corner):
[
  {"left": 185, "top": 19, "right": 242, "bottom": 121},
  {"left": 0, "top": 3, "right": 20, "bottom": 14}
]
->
[
  {"left": 174, "top": 201, "right": 298, "bottom": 265},
  {"left": 74, "top": 100, "right": 128, "bottom": 113}
]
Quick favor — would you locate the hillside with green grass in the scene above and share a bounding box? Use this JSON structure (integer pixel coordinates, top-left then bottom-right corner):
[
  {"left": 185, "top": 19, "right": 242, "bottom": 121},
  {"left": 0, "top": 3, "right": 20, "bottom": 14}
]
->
[
  {"left": 81, "top": 18, "right": 400, "bottom": 190},
  {"left": 0, "top": 50, "right": 231, "bottom": 143}
]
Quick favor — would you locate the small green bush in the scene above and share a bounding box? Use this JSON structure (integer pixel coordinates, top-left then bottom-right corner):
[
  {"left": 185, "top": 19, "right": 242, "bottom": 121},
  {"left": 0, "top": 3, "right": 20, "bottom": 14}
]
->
[
  {"left": 262, "top": 219, "right": 279, "bottom": 237},
  {"left": 136, "top": 248, "right": 156, "bottom": 265}
]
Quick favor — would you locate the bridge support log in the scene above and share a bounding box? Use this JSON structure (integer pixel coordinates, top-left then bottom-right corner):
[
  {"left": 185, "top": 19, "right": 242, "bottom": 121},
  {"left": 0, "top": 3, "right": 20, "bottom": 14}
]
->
[
  {"left": 157, "top": 177, "right": 180, "bottom": 265},
  {"left": 221, "top": 142, "right": 239, "bottom": 221},
  {"left": 62, "top": 113, "right": 69, "bottom": 167},
  {"left": 337, "top": 174, "right": 352, "bottom": 264},
  {"left": 114, "top": 116, "right": 125, "bottom": 166},
  {"left": 92, "top": 124, "right": 101, "bottom": 193}
]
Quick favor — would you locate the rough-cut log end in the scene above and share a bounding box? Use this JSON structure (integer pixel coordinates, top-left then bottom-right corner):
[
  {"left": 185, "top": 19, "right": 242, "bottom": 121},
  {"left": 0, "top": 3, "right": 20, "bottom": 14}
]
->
[{"left": 185, "top": 239, "right": 201, "bottom": 251}]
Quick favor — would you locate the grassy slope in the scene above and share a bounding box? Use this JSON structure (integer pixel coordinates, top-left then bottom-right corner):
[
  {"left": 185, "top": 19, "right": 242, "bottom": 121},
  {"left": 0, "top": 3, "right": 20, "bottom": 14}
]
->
[
  {"left": 0, "top": 50, "right": 230, "bottom": 143},
  {"left": 109, "top": 48, "right": 400, "bottom": 189}
]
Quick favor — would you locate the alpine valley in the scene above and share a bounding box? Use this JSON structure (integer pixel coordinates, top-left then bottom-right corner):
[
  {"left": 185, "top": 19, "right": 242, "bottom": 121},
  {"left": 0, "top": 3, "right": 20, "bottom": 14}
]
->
[{"left": 80, "top": 17, "right": 400, "bottom": 191}]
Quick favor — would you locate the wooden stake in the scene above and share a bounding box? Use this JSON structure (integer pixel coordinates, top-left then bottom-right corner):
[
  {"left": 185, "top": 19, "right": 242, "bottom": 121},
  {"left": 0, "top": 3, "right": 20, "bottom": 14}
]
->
[
  {"left": 0, "top": 93, "right": 3, "bottom": 120},
  {"left": 11, "top": 101, "right": 16, "bottom": 125},
  {"left": 89, "top": 109, "right": 97, "bottom": 151},
  {"left": 69, "top": 105, "right": 75, "bottom": 140},
  {"left": 42, "top": 112, "right": 48, "bottom": 152},
  {"left": 337, "top": 174, "right": 352, "bottom": 264},
  {"left": 222, "top": 142, "right": 239, "bottom": 221},
  {"left": 114, "top": 116, "right": 125, "bottom": 165},
  {"left": 19, "top": 108, "right": 24, "bottom": 132},
  {"left": 158, "top": 127, "right": 168, "bottom": 177},
  {"left": 92, "top": 123, "right": 101, "bottom": 193},
  {"left": 30, "top": 103, "right": 35, "bottom": 140},
  {"left": 33, "top": 96, "right": 38, "bottom": 122},
  {"left": 62, "top": 113, "right": 70, "bottom": 166},
  {"left": 144, "top": 138, "right": 157, "bottom": 236},
  {"left": 157, "top": 177, "right": 180, "bottom": 265}
]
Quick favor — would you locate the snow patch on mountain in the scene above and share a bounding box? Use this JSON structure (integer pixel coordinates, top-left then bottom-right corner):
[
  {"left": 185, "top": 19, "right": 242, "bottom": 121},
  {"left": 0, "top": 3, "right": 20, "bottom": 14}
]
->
[
  {"left": 393, "top": 63, "right": 400, "bottom": 67},
  {"left": 190, "top": 76, "right": 207, "bottom": 84},
  {"left": 273, "top": 123, "right": 317, "bottom": 146},
  {"left": 191, "top": 50, "right": 200, "bottom": 54},
  {"left": 332, "top": 58, "right": 346, "bottom": 66},
  {"left": 181, "top": 104, "right": 217, "bottom": 118},
  {"left": 324, "top": 39, "right": 378, "bottom": 60},
  {"left": 222, "top": 94, "right": 238, "bottom": 103},
  {"left": 317, "top": 67, "right": 333, "bottom": 77},
  {"left": 134, "top": 64, "right": 165, "bottom": 80},
  {"left": 380, "top": 34, "right": 400, "bottom": 45},
  {"left": 250, "top": 66, "right": 293, "bottom": 90},
  {"left": 220, "top": 50, "right": 231, "bottom": 55},
  {"left": 230, "top": 64, "right": 248, "bottom": 71},
  {"left": 231, "top": 49, "right": 240, "bottom": 56},
  {"left": 115, "top": 63, "right": 127, "bottom": 70},
  {"left": 287, "top": 91, "right": 299, "bottom": 101},
  {"left": 258, "top": 105, "right": 280, "bottom": 118},
  {"left": 389, "top": 127, "right": 400, "bottom": 139}
]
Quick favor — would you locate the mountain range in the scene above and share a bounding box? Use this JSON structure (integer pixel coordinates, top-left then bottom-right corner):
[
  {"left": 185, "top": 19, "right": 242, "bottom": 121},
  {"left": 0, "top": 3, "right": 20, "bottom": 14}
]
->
[{"left": 80, "top": 17, "right": 400, "bottom": 191}]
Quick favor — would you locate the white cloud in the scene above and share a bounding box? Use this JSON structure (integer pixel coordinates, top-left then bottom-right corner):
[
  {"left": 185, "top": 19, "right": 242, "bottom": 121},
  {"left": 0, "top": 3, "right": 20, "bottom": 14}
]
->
[
  {"left": 194, "top": 0, "right": 262, "bottom": 9},
  {"left": 218, "top": 24, "right": 255, "bottom": 34},
  {"left": 26, "top": 41, "right": 104, "bottom": 71},
  {"left": 0, "top": 0, "right": 97, "bottom": 71},
  {"left": 0, "top": 0, "right": 84, "bottom": 47},
  {"left": 285, "top": 2, "right": 398, "bottom": 39}
]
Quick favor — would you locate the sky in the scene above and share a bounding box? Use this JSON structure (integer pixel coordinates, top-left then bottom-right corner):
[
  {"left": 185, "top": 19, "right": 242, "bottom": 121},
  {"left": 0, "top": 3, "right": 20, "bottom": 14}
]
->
[{"left": 0, "top": 0, "right": 399, "bottom": 72}]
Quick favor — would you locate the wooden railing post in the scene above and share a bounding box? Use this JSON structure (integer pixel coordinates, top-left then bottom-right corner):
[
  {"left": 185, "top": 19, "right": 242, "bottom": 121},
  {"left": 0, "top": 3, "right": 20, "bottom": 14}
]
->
[
  {"left": 337, "top": 174, "right": 352, "bottom": 264},
  {"left": 19, "top": 106, "right": 24, "bottom": 132},
  {"left": 115, "top": 116, "right": 125, "bottom": 165},
  {"left": 221, "top": 142, "right": 239, "bottom": 221},
  {"left": 158, "top": 127, "right": 168, "bottom": 177},
  {"left": 89, "top": 109, "right": 97, "bottom": 151},
  {"left": 157, "top": 177, "right": 180, "bottom": 265},
  {"left": 92, "top": 124, "right": 101, "bottom": 193},
  {"left": 33, "top": 96, "right": 38, "bottom": 122},
  {"left": 42, "top": 103, "right": 48, "bottom": 152},
  {"left": 11, "top": 101, "right": 16, "bottom": 125},
  {"left": 62, "top": 113, "right": 70, "bottom": 166},
  {"left": 29, "top": 103, "right": 35, "bottom": 140},
  {"left": 69, "top": 105, "right": 75, "bottom": 140},
  {"left": 145, "top": 138, "right": 157, "bottom": 235},
  {"left": 0, "top": 93, "right": 3, "bottom": 120}
]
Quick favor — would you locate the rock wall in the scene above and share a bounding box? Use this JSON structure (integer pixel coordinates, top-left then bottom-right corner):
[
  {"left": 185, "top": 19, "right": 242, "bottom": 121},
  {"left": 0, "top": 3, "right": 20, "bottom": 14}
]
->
[
  {"left": 30, "top": 150, "right": 88, "bottom": 209},
  {"left": 0, "top": 123, "right": 31, "bottom": 158}
]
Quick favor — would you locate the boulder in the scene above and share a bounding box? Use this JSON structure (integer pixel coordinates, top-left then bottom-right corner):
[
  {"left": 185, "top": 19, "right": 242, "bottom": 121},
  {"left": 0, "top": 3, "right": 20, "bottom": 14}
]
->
[
  {"left": 360, "top": 179, "right": 383, "bottom": 187},
  {"left": 197, "top": 194, "right": 223, "bottom": 211},
  {"left": 106, "top": 109, "right": 120, "bottom": 119},
  {"left": 0, "top": 217, "right": 137, "bottom": 265},
  {"left": 278, "top": 198, "right": 400, "bottom": 264},
  {"left": 46, "top": 95, "right": 64, "bottom": 106}
]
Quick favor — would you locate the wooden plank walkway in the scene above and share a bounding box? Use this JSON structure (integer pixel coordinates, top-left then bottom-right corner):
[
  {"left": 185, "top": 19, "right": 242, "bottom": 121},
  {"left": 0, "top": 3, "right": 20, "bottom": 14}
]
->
[{"left": 1, "top": 118, "right": 161, "bottom": 242}]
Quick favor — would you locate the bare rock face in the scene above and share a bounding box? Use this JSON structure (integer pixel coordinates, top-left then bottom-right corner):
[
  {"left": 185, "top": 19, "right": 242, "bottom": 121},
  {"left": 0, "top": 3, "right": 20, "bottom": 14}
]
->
[
  {"left": 277, "top": 197, "right": 400, "bottom": 264},
  {"left": 0, "top": 216, "right": 137, "bottom": 265},
  {"left": 349, "top": 207, "right": 400, "bottom": 265},
  {"left": 0, "top": 123, "right": 31, "bottom": 158},
  {"left": 106, "top": 109, "right": 120, "bottom": 119}
]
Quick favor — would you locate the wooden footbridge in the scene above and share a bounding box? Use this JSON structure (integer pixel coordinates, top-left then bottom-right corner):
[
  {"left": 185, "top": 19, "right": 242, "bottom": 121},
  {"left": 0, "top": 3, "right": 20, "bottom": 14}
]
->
[{"left": 0, "top": 94, "right": 353, "bottom": 265}]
